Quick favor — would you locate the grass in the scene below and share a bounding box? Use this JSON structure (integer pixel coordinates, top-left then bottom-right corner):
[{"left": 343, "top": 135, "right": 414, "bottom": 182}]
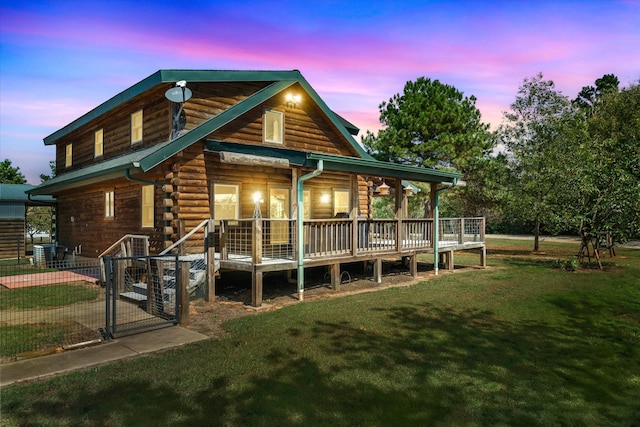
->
[
  {"left": 0, "top": 323, "right": 70, "bottom": 357},
  {"left": 1, "top": 238, "right": 639, "bottom": 426},
  {"left": 0, "top": 284, "right": 100, "bottom": 358},
  {"left": 0, "top": 259, "right": 56, "bottom": 276},
  {"left": 0, "top": 284, "right": 99, "bottom": 310}
]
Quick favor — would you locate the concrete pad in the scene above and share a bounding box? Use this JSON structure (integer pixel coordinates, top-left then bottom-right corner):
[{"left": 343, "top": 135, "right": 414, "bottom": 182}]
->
[{"left": 0, "top": 326, "right": 209, "bottom": 387}]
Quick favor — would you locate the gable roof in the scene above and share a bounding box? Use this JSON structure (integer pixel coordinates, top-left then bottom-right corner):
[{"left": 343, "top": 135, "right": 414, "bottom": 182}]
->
[
  {"left": 31, "top": 69, "right": 460, "bottom": 196},
  {"left": 44, "top": 70, "right": 361, "bottom": 144},
  {"left": 31, "top": 70, "right": 374, "bottom": 195}
]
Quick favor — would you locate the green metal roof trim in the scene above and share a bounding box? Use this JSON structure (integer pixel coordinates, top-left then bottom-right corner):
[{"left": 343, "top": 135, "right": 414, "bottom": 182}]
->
[
  {"left": 307, "top": 153, "right": 462, "bottom": 183},
  {"left": 0, "top": 184, "right": 55, "bottom": 202},
  {"left": 27, "top": 144, "right": 165, "bottom": 195},
  {"left": 206, "top": 140, "right": 461, "bottom": 184},
  {"left": 44, "top": 69, "right": 363, "bottom": 148},
  {"left": 138, "top": 80, "right": 296, "bottom": 171}
]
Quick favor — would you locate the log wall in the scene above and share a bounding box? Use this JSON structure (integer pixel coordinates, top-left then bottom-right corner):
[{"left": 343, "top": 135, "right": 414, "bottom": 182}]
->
[{"left": 0, "top": 219, "right": 25, "bottom": 259}]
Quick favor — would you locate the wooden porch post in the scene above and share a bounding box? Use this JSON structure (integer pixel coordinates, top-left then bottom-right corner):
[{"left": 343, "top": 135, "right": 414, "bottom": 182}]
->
[
  {"left": 429, "top": 183, "right": 437, "bottom": 248},
  {"left": 395, "top": 179, "right": 404, "bottom": 252},
  {"left": 351, "top": 175, "right": 359, "bottom": 256},
  {"left": 205, "top": 219, "right": 215, "bottom": 302},
  {"left": 179, "top": 260, "right": 190, "bottom": 325},
  {"left": 252, "top": 219, "right": 263, "bottom": 307}
]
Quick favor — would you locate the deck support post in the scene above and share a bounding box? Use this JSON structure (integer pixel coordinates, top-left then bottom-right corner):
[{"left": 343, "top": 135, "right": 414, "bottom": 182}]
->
[
  {"left": 330, "top": 263, "right": 340, "bottom": 290},
  {"left": 409, "top": 252, "right": 418, "bottom": 277},
  {"left": 251, "top": 268, "right": 263, "bottom": 307},
  {"left": 373, "top": 258, "right": 382, "bottom": 283},
  {"left": 445, "top": 250, "right": 454, "bottom": 271}
]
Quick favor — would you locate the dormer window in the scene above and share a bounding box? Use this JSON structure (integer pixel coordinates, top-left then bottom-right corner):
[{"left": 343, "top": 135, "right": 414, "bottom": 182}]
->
[
  {"left": 131, "top": 110, "right": 143, "bottom": 144},
  {"left": 263, "top": 110, "right": 283, "bottom": 144}
]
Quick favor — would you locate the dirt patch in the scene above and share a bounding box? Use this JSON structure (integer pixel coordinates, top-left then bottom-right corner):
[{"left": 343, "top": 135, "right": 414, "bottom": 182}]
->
[{"left": 184, "top": 260, "right": 479, "bottom": 337}]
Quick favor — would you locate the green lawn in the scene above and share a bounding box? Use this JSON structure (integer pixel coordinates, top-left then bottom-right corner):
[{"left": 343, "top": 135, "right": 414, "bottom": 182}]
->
[
  {"left": 2, "top": 238, "right": 639, "bottom": 426},
  {"left": 0, "top": 284, "right": 100, "bottom": 357}
]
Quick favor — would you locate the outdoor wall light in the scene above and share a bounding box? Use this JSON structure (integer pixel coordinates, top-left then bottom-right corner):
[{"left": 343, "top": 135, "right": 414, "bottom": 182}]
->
[
  {"left": 253, "top": 192, "right": 264, "bottom": 219},
  {"left": 320, "top": 193, "right": 331, "bottom": 204},
  {"left": 285, "top": 93, "right": 301, "bottom": 108}
]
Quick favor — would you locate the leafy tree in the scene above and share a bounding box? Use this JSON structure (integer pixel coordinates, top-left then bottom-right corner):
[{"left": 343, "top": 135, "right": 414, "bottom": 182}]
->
[
  {"left": 364, "top": 77, "right": 492, "bottom": 171},
  {"left": 39, "top": 161, "right": 56, "bottom": 183},
  {"left": 576, "top": 81, "right": 640, "bottom": 251},
  {"left": 26, "top": 206, "right": 53, "bottom": 243},
  {"left": 363, "top": 77, "right": 493, "bottom": 218},
  {"left": 0, "top": 159, "right": 27, "bottom": 184},
  {"left": 499, "top": 73, "right": 587, "bottom": 251},
  {"left": 573, "top": 74, "right": 619, "bottom": 115}
]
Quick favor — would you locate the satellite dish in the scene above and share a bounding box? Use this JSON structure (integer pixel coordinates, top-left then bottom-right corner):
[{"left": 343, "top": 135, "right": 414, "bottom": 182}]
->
[{"left": 165, "top": 86, "right": 192, "bottom": 103}]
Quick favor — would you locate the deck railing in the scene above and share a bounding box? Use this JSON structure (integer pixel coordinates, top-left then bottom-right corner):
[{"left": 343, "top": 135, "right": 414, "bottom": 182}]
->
[{"left": 213, "top": 217, "right": 484, "bottom": 263}]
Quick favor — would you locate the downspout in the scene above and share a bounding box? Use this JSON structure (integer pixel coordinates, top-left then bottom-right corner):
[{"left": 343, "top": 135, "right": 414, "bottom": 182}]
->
[
  {"left": 296, "top": 159, "right": 324, "bottom": 300},
  {"left": 433, "top": 178, "right": 458, "bottom": 276}
]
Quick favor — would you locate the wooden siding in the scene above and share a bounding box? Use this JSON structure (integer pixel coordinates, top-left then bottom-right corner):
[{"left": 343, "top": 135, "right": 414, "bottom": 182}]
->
[
  {"left": 55, "top": 176, "right": 165, "bottom": 256},
  {"left": 54, "top": 85, "right": 172, "bottom": 175},
  {"left": 0, "top": 219, "right": 24, "bottom": 258},
  {"left": 212, "top": 83, "right": 359, "bottom": 157},
  {"left": 47, "top": 79, "right": 373, "bottom": 256}
]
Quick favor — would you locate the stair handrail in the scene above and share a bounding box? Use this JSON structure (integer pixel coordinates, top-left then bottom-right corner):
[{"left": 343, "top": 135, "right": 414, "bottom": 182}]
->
[
  {"left": 98, "top": 234, "right": 150, "bottom": 259},
  {"left": 159, "top": 219, "right": 210, "bottom": 255}
]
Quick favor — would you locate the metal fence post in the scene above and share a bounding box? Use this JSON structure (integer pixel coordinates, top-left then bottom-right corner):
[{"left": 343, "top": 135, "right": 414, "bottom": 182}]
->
[{"left": 104, "top": 255, "right": 112, "bottom": 340}]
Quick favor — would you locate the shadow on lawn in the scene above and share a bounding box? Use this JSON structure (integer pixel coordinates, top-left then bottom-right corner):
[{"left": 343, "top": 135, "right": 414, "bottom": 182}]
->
[{"left": 5, "top": 302, "right": 639, "bottom": 426}]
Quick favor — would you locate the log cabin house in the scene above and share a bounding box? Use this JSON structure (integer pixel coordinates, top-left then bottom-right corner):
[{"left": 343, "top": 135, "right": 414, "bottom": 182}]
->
[{"left": 29, "top": 70, "right": 485, "bottom": 307}]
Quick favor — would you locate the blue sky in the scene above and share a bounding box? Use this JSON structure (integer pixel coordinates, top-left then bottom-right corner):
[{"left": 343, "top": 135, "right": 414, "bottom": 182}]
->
[{"left": 1, "top": 0, "right": 639, "bottom": 183}]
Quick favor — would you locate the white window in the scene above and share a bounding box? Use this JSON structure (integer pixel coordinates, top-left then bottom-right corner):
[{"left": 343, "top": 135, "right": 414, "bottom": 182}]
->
[
  {"left": 141, "top": 185, "right": 154, "bottom": 228},
  {"left": 333, "top": 190, "right": 350, "bottom": 217},
  {"left": 105, "top": 190, "right": 114, "bottom": 218},
  {"left": 131, "top": 110, "right": 143, "bottom": 144},
  {"left": 65, "top": 144, "right": 72, "bottom": 168},
  {"left": 263, "top": 110, "right": 283, "bottom": 144},
  {"left": 94, "top": 129, "right": 103, "bottom": 158},
  {"left": 213, "top": 184, "right": 239, "bottom": 220}
]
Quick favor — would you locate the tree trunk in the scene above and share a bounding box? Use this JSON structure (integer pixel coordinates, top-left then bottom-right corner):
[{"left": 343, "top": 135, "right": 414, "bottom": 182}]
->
[{"left": 533, "top": 217, "right": 540, "bottom": 252}]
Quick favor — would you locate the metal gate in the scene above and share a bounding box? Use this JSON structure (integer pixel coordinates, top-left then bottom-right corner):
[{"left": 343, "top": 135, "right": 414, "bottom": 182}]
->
[{"left": 103, "top": 254, "right": 180, "bottom": 338}]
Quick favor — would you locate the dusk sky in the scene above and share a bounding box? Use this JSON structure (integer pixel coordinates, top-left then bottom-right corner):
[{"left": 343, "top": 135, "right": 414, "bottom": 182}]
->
[{"left": 1, "top": 0, "right": 638, "bottom": 184}]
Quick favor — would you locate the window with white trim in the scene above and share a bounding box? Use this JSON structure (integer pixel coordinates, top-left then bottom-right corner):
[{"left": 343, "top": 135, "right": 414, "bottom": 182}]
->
[
  {"left": 94, "top": 129, "right": 103, "bottom": 158},
  {"left": 131, "top": 110, "right": 143, "bottom": 144},
  {"left": 333, "top": 190, "right": 350, "bottom": 216},
  {"left": 213, "top": 184, "right": 239, "bottom": 220},
  {"left": 141, "top": 185, "right": 154, "bottom": 228},
  {"left": 105, "top": 190, "right": 114, "bottom": 218},
  {"left": 65, "top": 144, "right": 72, "bottom": 168},
  {"left": 263, "top": 110, "right": 283, "bottom": 144}
]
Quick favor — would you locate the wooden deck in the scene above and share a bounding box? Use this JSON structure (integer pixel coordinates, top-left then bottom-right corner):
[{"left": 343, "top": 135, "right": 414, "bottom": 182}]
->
[{"left": 207, "top": 217, "right": 486, "bottom": 306}]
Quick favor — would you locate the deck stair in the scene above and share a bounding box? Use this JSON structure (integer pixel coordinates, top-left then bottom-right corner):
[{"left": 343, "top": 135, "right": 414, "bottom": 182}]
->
[{"left": 119, "top": 254, "right": 208, "bottom": 305}]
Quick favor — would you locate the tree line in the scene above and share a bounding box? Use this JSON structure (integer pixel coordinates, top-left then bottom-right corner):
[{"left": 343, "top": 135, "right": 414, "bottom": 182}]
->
[{"left": 364, "top": 72, "right": 640, "bottom": 254}]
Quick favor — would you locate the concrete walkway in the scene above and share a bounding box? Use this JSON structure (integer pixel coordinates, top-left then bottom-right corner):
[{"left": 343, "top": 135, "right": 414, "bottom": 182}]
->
[{"left": 0, "top": 326, "right": 209, "bottom": 387}]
